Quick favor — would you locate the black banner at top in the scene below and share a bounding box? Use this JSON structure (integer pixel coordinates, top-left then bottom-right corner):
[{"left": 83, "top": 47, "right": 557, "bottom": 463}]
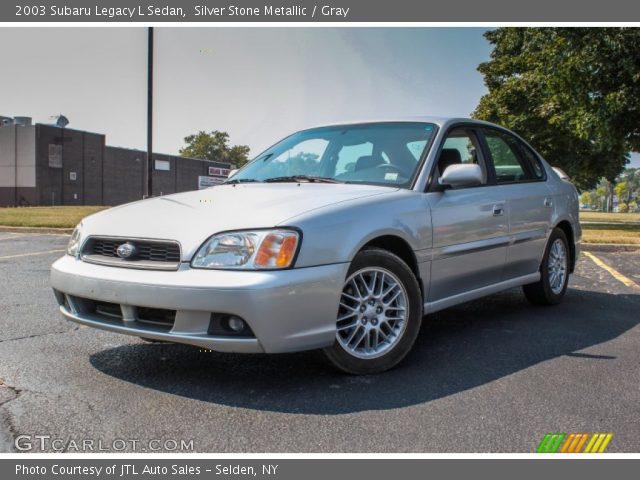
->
[{"left": 3, "top": 0, "right": 640, "bottom": 22}]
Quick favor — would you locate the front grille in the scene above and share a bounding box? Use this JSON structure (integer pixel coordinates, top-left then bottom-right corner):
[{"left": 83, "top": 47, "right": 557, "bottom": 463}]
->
[
  {"left": 94, "top": 300, "right": 123, "bottom": 319},
  {"left": 86, "top": 238, "right": 180, "bottom": 262},
  {"left": 81, "top": 237, "right": 181, "bottom": 270},
  {"left": 137, "top": 307, "right": 176, "bottom": 327},
  {"left": 65, "top": 295, "right": 176, "bottom": 332}
]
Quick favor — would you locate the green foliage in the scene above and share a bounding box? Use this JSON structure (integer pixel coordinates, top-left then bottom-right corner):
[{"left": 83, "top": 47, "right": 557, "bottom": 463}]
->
[
  {"left": 581, "top": 168, "right": 639, "bottom": 212},
  {"left": 580, "top": 190, "right": 599, "bottom": 207},
  {"left": 595, "top": 179, "right": 611, "bottom": 200},
  {"left": 179, "top": 130, "right": 251, "bottom": 168},
  {"left": 614, "top": 181, "right": 630, "bottom": 203},
  {"left": 474, "top": 28, "right": 640, "bottom": 190}
]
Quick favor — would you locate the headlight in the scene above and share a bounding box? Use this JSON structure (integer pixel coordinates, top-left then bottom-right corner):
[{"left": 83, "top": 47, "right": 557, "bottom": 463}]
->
[
  {"left": 66, "top": 224, "right": 82, "bottom": 257},
  {"left": 191, "top": 229, "right": 300, "bottom": 270}
]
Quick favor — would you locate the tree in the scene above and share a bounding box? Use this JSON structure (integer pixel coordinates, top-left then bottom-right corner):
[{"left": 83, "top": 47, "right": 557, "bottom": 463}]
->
[
  {"left": 595, "top": 178, "right": 614, "bottom": 212},
  {"left": 579, "top": 191, "right": 590, "bottom": 206},
  {"left": 473, "top": 28, "right": 640, "bottom": 190},
  {"left": 579, "top": 191, "right": 598, "bottom": 208},
  {"left": 179, "top": 130, "right": 250, "bottom": 168},
  {"left": 614, "top": 181, "right": 631, "bottom": 210},
  {"left": 615, "top": 168, "right": 640, "bottom": 210}
]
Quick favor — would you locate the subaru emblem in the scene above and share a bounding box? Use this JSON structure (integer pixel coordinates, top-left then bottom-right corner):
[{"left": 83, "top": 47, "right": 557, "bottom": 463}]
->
[{"left": 116, "top": 242, "right": 137, "bottom": 259}]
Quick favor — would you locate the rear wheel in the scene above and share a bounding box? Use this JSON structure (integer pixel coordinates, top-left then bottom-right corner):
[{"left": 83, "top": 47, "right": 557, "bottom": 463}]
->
[
  {"left": 324, "top": 248, "right": 422, "bottom": 374},
  {"left": 523, "top": 228, "right": 570, "bottom": 305}
]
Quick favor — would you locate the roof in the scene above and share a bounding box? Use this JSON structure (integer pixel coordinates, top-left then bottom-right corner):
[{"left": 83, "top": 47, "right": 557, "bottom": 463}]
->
[{"left": 300, "top": 116, "right": 500, "bottom": 130}]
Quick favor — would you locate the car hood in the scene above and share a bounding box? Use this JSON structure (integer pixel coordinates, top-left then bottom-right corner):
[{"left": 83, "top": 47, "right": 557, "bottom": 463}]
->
[{"left": 81, "top": 183, "right": 397, "bottom": 260}]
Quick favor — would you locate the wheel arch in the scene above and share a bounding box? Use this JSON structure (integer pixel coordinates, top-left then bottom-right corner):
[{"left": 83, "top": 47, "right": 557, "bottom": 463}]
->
[
  {"left": 554, "top": 220, "right": 576, "bottom": 273},
  {"left": 358, "top": 234, "right": 424, "bottom": 297}
]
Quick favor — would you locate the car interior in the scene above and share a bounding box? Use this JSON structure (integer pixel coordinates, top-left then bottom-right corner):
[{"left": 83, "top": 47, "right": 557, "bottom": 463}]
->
[
  {"left": 433, "top": 129, "right": 487, "bottom": 185},
  {"left": 331, "top": 133, "right": 426, "bottom": 185}
]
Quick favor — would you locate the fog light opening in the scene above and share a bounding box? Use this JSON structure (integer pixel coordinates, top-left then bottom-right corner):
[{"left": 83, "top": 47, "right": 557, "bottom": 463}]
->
[
  {"left": 208, "top": 313, "right": 255, "bottom": 338},
  {"left": 227, "top": 316, "right": 246, "bottom": 332}
]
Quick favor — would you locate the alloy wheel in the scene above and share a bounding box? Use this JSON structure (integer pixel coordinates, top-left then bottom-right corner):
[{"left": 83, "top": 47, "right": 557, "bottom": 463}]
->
[
  {"left": 336, "top": 267, "right": 409, "bottom": 359},
  {"left": 548, "top": 238, "right": 568, "bottom": 295}
]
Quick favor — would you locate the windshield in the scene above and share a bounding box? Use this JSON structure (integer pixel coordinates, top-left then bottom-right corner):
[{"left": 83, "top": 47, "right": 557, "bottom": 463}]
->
[{"left": 229, "top": 122, "right": 436, "bottom": 188}]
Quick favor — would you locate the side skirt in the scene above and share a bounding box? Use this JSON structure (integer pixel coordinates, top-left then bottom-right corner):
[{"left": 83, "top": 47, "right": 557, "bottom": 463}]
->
[{"left": 424, "top": 272, "right": 541, "bottom": 315}]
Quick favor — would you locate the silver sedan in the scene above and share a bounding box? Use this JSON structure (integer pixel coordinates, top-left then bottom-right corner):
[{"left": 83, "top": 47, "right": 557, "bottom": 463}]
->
[{"left": 51, "top": 117, "right": 581, "bottom": 374}]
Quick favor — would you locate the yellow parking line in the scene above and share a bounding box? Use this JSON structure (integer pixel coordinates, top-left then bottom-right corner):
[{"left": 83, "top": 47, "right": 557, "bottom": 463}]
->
[
  {"left": 0, "top": 249, "right": 65, "bottom": 260},
  {"left": 584, "top": 251, "right": 640, "bottom": 290}
]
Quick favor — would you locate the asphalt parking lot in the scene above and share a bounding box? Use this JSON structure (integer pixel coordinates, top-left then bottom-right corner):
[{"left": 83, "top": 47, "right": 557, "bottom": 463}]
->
[{"left": 0, "top": 232, "right": 639, "bottom": 453}]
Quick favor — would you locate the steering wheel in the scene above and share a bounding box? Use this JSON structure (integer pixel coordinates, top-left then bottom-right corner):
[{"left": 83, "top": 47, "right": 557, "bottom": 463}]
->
[{"left": 375, "top": 163, "right": 411, "bottom": 178}]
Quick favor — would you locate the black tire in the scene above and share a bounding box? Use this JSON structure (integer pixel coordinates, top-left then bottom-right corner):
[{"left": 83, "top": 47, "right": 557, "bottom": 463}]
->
[
  {"left": 323, "top": 248, "right": 423, "bottom": 374},
  {"left": 523, "top": 228, "right": 570, "bottom": 305}
]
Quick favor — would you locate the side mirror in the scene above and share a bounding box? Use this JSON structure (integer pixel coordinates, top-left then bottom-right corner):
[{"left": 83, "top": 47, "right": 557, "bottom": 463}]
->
[
  {"left": 439, "top": 163, "right": 483, "bottom": 188},
  {"left": 228, "top": 169, "right": 239, "bottom": 178}
]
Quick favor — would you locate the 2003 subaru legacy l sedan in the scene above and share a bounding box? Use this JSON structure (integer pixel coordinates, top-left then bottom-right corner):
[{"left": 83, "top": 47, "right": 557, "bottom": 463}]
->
[{"left": 51, "top": 117, "right": 580, "bottom": 374}]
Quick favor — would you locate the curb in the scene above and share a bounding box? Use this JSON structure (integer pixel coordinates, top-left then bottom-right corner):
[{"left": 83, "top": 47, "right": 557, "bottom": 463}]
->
[
  {"left": 0, "top": 226, "right": 72, "bottom": 235},
  {"left": 581, "top": 221, "right": 640, "bottom": 226},
  {"left": 582, "top": 243, "right": 640, "bottom": 253}
]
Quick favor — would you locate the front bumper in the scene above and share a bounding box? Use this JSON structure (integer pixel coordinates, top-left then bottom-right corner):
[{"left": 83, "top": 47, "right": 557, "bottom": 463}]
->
[{"left": 51, "top": 255, "right": 349, "bottom": 353}]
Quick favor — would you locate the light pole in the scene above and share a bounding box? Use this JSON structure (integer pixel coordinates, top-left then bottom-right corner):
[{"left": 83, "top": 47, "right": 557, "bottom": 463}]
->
[{"left": 146, "top": 27, "right": 154, "bottom": 198}]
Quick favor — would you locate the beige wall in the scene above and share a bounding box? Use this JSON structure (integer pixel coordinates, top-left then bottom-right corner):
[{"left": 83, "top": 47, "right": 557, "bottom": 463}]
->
[
  {"left": 0, "top": 126, "right": 16, "bottom": 187},
  {"left": 0, "top": 125, "right": 35, "bottom": 188}
]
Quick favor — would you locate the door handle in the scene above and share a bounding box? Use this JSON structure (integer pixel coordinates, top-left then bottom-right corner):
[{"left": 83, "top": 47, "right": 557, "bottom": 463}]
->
[
  {"left": 544, "top": 197, "right": 553, "bottom": 208},
  {"left": 492, "top": 205, "right": 505, "bottom": 216}
]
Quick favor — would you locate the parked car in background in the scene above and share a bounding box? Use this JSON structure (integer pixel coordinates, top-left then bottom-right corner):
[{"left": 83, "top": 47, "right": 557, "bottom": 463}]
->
[{"left": 51, "top": 117, "right": 581, "bottom": 374}]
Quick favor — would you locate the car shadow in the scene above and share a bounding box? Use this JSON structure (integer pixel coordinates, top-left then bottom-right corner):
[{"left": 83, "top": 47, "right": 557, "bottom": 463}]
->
[{"left": 89, "top": 288, "right": 640, "bottom": 414}]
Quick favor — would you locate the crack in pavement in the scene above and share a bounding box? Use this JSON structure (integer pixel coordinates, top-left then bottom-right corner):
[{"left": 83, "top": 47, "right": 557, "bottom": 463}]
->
[
  {"left": 0, "top": 381, "right": 99, "bottom": 453},
  {"left": 0, "top": 326, "right": 79, "bottom": 344},
  {"left": 0, "top": 384, "right": 23, "bottom": 408},
  {"left": 0, "top": 379, "right": 24, "bottom": 453}
]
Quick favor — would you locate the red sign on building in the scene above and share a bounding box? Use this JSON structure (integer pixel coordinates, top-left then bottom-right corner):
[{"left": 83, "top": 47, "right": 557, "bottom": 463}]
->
[{"left": 208, "top": 166, "right": 231, "bottom": 177}]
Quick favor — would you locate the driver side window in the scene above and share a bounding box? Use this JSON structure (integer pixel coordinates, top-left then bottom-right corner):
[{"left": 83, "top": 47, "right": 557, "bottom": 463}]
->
[{"left": 436, "top": 129, "right": 487, "bottom": 184}]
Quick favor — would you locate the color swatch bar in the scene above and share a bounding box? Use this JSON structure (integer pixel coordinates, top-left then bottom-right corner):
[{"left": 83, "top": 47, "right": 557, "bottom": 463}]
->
[{"left": 536, "top": 433, "right": 613, "bottom": 453}]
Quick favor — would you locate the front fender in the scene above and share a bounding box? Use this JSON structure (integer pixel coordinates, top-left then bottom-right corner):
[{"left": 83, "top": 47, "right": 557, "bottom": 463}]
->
[{"left": 281, "top": 191, "right": 432, "bottom": 268}]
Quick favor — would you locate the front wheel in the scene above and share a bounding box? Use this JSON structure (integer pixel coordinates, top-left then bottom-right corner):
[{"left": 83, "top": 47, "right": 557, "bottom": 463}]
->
[
  {"left": 324, "top": 248, "right": 422, "bottom": 374},
  {"left": 523, "top": 228, "right": 570, "bottom": 305}
]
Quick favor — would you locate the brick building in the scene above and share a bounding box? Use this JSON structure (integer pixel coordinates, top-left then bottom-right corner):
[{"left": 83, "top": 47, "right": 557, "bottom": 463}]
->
[{"left": 0, "top": 117, "right": 232, "bottom": 207}]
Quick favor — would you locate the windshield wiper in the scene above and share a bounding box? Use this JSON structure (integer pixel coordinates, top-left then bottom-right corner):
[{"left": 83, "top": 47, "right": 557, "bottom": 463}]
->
[
  {"left": 264, "top": 175, "right": 341, "bottom": 184},
  {"left": 224, "top": 178, "right": 261, "bottom": 184}
]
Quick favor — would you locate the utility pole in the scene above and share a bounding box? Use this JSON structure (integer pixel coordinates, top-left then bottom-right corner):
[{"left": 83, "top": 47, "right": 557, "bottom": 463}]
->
[{"left": 146, "top": 26, "right": 154, "bottom": 198}]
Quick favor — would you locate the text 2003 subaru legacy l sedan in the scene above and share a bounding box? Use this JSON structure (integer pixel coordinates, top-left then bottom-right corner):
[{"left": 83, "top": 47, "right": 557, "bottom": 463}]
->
[{"left": 51, "top": 118, "right": 580, "bottom": 374}]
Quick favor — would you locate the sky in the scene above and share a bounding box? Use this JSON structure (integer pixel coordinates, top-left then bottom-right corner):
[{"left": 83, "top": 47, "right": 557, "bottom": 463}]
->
[{"left": 0, "top": 27, "right": 638, "bottom": 167}]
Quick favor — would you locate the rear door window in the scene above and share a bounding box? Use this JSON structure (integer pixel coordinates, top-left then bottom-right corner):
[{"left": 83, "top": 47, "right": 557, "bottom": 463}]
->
[
  {"left": 482, "top": 129, "right": 532, "bottom": 184},
  {"left": 516, "top": 143, "right": 545, "bottom": 180}
]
